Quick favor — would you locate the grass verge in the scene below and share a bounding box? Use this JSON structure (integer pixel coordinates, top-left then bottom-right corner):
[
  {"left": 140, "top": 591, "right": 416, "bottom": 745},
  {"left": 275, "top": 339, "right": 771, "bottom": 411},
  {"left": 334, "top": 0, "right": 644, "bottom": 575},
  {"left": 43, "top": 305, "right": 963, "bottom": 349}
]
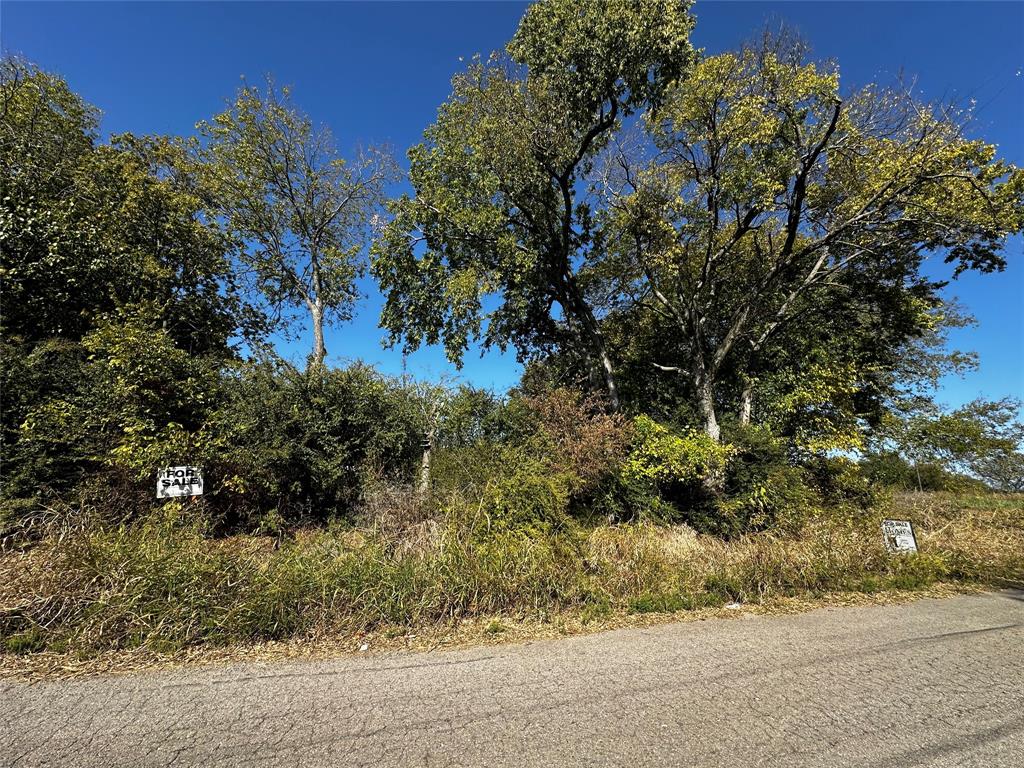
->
[{"left": 1, "top": 491, "right": 1021, "bottom": 677}]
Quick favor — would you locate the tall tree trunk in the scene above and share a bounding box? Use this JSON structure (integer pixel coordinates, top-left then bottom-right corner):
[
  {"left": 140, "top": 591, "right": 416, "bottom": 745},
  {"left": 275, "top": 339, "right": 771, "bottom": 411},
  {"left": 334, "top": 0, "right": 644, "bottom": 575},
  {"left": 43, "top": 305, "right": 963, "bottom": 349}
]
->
[
  {"left": 698, "top": 379, "right": 721, "bottom": 442},
  {"left": 308, "top": 260, "right": 327, "bottom": 370},
  {"left": 738, "top": 381, "right": 753, "bottom": 427},
  {"left": 696, "top": 370, "right": 724, "bottom": 495},
  {"left": 561, "top": 274, "right": 620, "bottom": 411},
  {"left": 598, "top": 346, "right": 620, "bottom": 412},
  {"left": 693, "top": 360, "right": 721, "bottom": 442},
  {"left": 310, "top": 303, "right": 326, "bottom": 369}
]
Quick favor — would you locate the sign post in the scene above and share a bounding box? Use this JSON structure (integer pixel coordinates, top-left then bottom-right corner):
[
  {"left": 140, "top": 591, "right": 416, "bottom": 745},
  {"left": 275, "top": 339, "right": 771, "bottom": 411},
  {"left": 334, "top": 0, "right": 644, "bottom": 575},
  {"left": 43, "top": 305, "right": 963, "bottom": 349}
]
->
[
  {"left": 156, "top": 466, "right": 204, "bottom": 499},
  {"left": 881, "top": 519, "right": 918, "bottom": 554}
]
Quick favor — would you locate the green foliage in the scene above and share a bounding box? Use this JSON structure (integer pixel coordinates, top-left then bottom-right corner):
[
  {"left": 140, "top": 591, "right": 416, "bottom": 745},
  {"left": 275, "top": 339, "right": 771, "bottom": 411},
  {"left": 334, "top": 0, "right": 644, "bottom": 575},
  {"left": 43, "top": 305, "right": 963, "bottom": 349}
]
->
[
  {"left": 700, "top": 426, "right": 810, "bottom": 536},
  {"left": 195, "top": 79, "right": 394, "bottom": 366},
  {"left": 802, "top": 456, "right": 877, "bottom": 508},
  {"left": 431, "top": 387, "right": 631, "bottom": 512},
  {"left": 475, "top": 456, "right": 573, "bottom": 536},
  {"left": 622, "top": 416, "right": 732, "bottom": 489},
  {"left": 508, "top": 0, "right": 694, "bottom": 116},
  {"left": 591, "top": 31, "right": 1023, "bottom": 441},
  {"left": 207, "top": 361, "right": 423, "bottom": 525},
  {"left": 587, "top": 415, "right": 734, "bottom": 526},
  {"left": 435, "top": 386, "right": 508, "bottom": 448},
  {"left": 0, "top": 58, "right": 262, "bottom": 528},
  {"left": 5, "top": 306, "right": 225, "bottom": 507},
  {"left": 372, "top": 0, "right": 694, "bottom": 403},
  {"left": 430, "top": 389, "right": 633, "bottom": 542},
  {"left": 711, "top": 468, "right": 810, "bottom": 538},
  {"left": 4, "top": 336, "right": 425, "bottom": 532},
  {"left": 1, "top": 59, "right": 250, "bottom": 350}
]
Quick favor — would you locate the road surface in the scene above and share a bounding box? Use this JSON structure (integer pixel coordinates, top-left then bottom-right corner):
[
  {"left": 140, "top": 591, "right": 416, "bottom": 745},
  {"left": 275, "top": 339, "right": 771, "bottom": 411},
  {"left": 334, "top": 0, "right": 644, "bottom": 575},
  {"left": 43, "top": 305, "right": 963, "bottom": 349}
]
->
[{"left": 2, "top": 590, "right": 1022, "bottom": 767}]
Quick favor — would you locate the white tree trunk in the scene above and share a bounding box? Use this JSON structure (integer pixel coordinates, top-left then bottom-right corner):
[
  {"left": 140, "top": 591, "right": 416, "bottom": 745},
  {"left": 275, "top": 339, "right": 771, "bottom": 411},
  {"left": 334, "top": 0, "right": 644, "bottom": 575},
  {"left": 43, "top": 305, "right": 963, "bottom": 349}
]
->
[
  {"left": 418, "top": 433, "right": 433, "bottom": 495},
  {"left": 310, "top": 303, "right": 326, "bottom": 369},
  {"left": 599, "top": 348, "right": 621, "bottom": 412},
  {"left": 696, "top": 374, "right": 721, "bottom": 442},
  {"left": 738, "top": 382, "right": 753, "bottom": 427}
]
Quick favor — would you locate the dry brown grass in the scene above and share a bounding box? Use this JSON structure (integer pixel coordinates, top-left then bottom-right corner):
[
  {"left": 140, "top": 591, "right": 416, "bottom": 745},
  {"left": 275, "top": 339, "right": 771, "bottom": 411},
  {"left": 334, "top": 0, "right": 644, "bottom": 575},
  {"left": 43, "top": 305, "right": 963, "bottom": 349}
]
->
[
  {"left": 0, "top": 582, "right": 984, "bottom": 681},
  {"left": 1, "top": 491, "right": 1020, "bottom": 676}
]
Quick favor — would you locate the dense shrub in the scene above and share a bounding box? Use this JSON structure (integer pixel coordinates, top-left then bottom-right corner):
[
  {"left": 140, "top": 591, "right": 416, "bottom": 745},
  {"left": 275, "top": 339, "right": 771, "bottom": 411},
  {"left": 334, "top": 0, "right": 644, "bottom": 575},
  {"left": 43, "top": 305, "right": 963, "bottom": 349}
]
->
[
  {"left": 472, "top": 455, "right": 574, "bottom": 536},
  {"left": 702, "top": 426, "right": 811, "bottom": 536},
  {"left": 431, "top": 388, "right": 631, "bottom": 527},
  {"left": 517, "top": 389, "right": 632, "bottom": 496},
  {"left": 205, "top": 360, "right": 424, "bottom": 526},
  {"left": 595, "top": 415, "right": 733, "bottom": 526},
  {"left": 803, "top": 455, "right": 877, "bottom": 508},
  {"left": 2, "top": 339, "right": 427, "bottom": 535},
  {"left": 623, "top": 416, "right": 733, "bottom": 489},
  {"left": 3, "top": 306, "right": 226, "bottom": 524},
  {"left": 1, "top": 337, "right": 92, "bottom": 501}
]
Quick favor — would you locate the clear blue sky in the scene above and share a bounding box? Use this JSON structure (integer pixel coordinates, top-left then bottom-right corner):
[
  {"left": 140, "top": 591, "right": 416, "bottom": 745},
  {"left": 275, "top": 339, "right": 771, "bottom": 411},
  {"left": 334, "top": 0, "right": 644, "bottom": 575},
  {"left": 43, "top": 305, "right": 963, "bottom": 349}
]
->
[{"left": 3, "top": 1, "right": 1022, "bottom": 405}]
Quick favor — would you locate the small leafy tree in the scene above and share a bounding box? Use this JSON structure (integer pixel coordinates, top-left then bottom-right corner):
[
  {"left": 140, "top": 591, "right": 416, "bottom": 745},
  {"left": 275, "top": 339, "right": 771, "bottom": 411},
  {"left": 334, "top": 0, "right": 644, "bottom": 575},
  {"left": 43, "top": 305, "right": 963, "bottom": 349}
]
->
[
  {"left": 401, "top": 374, "right": 458, "bottom": 494},
  {"left": 198, "top": 81, "right": 395, "bottom": 368}
]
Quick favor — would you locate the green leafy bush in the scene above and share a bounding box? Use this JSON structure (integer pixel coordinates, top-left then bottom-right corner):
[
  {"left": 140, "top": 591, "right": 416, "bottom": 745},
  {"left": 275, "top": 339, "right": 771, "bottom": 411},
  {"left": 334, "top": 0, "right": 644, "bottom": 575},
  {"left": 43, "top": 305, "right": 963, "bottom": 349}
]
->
[
  {"left": 803, "top": 455, "right": 877, "bottom": 508},
  {"left": 710, "top": 467, "right": 811, "bottom": 537},
  {"left": 207, "top": 360, "right": 423, "bottom": 525},
  {"left": 622, "top": 416, "right": 733, "bottom": 488},
  {"left": 707, "top": 426, "right": 812, "bottom": 537},
  {"left": 477, "top": 456, "right": 573, "bottom": 536},
  {"left": 431, "top": 388, "right": 631, "bottom": 527},
  {"left": 599, "top": 415, "right": 733, "bottom": 525},
  {"left": 4, "top": 306, "right": 226, "bottom": 525}
]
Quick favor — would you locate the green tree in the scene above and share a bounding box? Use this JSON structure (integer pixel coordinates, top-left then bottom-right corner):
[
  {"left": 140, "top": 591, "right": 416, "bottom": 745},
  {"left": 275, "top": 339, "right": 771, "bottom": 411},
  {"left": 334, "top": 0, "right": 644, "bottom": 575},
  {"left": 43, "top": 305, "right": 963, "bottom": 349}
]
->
[
  {"left": 372, "top": 0, "right": 695, "bottom": 409},
  {"left": 871, "top": 397, "right": 1024, "bottom": 492},
  {"left": 1, "top": 59, "right": 255, "bottom": 506},
  {"left": 600, "top": 36, "right": 1024, "bottom": 440},
  {"left": 197, "top": 80, "right": 395, "bottom": 368},
  {"left": 1, "top": 59, "right": 251, "bottom": 351}
]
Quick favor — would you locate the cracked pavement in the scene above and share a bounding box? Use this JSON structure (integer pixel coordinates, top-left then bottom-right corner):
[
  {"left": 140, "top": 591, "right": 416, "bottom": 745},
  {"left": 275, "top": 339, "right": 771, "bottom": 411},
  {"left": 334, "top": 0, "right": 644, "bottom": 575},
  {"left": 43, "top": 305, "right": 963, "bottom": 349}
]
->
[{"left": 2, "top": 590, "right": 1022, "bottom": 767}]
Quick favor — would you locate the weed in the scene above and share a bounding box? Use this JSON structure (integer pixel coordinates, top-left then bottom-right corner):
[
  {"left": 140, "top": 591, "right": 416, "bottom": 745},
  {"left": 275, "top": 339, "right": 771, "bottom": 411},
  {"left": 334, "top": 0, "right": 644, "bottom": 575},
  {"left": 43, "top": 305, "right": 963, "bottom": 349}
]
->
[{"left": 484, "top": 619, "right": 508, "bottom": 635}]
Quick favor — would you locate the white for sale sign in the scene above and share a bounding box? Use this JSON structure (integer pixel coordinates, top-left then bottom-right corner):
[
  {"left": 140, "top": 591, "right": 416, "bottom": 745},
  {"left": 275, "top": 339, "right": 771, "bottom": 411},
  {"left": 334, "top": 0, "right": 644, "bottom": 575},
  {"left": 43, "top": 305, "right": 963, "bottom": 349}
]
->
[
  {"left": 157, "top": 466, "right": 203, "bottom": 498},
  {"left": 881, "top": 519, "right": 918, "bottom": 554}
]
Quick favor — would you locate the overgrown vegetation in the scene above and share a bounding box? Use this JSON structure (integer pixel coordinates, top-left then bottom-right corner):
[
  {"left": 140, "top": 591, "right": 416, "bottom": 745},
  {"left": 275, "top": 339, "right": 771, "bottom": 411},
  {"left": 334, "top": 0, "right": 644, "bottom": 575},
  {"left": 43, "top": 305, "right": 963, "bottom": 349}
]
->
[
  {"left": 3, "top": 492, "right": 1020, "bottom": 655},
  {"left": 2, "top": 1, "right": 1022, "bottom": 661}
]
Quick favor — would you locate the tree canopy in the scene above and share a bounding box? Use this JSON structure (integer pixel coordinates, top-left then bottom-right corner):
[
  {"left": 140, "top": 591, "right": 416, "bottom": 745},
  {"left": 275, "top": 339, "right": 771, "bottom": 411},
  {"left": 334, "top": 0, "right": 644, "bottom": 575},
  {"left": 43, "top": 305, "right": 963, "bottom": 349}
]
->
[
  {"left": 196, "top": 81, "right": 395, "bottom": 367},
  {"left": 594, "top": 39, "right": 1024, "bottom": 442},
  {"left": 372, "top": 0, "right": 696, "bottom": 408},
  {"left": 1, "top": 4, "right": 1022, "bottom": 536}
]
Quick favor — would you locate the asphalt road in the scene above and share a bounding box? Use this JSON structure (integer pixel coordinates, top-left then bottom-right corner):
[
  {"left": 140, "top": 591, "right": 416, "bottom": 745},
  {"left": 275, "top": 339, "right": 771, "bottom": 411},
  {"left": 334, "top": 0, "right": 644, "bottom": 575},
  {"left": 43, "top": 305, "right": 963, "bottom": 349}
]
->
[{"left": 2, "top": 591, "right": 1022, "bottom": 768}]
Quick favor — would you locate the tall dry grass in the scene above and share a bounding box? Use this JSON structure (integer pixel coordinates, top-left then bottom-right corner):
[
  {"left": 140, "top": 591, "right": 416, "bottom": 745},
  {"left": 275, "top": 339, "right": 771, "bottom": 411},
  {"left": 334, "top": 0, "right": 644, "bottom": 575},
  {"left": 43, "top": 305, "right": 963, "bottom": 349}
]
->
[{"left": 1, "top": 492, "right": 1021, "bottom": 655}]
